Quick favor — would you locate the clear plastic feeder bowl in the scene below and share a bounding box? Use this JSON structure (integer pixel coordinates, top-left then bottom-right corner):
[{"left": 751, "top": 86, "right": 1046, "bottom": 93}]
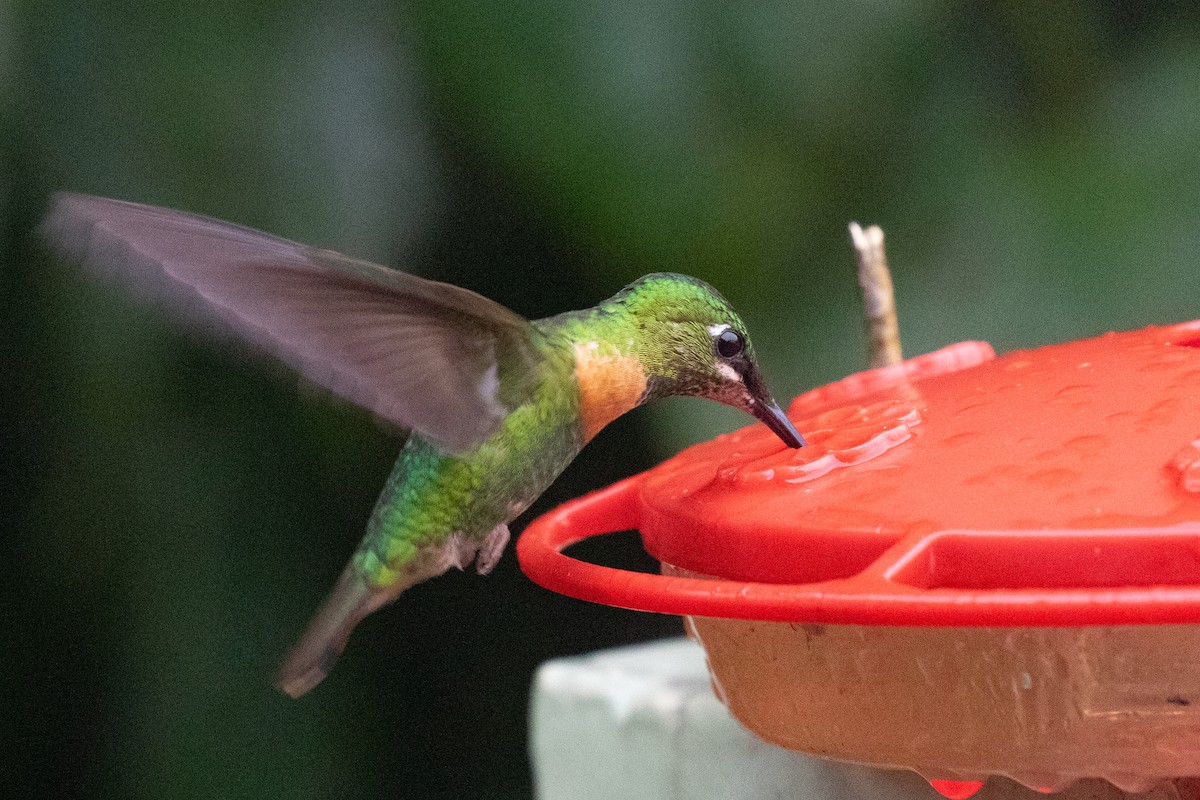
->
[{"left": 518, "top": 322, "right": 1200, "bottom": 795}]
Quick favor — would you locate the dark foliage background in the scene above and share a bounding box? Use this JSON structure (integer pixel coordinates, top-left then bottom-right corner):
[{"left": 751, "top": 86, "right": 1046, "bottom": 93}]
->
[{"left": 6, "top": 2, "right": 1200, "bottom": 798}]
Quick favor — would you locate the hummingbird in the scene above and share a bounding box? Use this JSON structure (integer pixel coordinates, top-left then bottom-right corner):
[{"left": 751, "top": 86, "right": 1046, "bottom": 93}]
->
[{"left": 41, "top": 193, "right": 806, "bottom": 698}]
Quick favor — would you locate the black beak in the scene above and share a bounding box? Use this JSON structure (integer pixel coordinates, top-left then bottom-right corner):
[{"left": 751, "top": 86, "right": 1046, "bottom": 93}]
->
[{"left": 752, "top": 399, "right": 806, "bottom": 448}]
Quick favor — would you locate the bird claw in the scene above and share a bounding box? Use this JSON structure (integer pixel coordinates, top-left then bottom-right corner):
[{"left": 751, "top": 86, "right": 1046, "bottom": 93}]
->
[{"left": 474, "top": 523, "right": 510, "bottom": 575}]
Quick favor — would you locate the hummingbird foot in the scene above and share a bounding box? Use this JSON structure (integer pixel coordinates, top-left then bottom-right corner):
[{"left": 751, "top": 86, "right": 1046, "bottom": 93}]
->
[{"left": 474, "top": 523, "right": 511, "bottom": 575}]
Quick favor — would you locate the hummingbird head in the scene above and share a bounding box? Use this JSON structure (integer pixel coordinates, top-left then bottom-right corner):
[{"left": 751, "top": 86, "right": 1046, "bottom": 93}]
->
[{"left": 607, "top": 273, "right": 806, "bottom": 448}]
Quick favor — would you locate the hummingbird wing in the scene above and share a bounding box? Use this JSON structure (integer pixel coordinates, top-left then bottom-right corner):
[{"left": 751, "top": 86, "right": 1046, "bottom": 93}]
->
[{"left": 41, "top": 193, "right": 540, "bottom": 453}]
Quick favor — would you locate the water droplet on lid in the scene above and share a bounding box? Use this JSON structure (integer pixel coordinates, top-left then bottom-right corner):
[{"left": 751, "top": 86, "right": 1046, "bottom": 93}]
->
[
  {"left": 1026, "top": 468, "right": 1078, "bottom": 489},
  {"left": 1050, "top": 383, "right": 1095, "bottom": 404},
  {"left": 960, "top": 462, "right": 1017, "bottom": 489},
  {"left": 1105, "top": 410, "right": 1135, "bottom": 424},
  {"left": 1146, "top": 349, "right": 1191, "bottom": 367},
  {"left": 778, "top": 454, "right": 840, "bottom": 484},
  {"left": 941, "top": 431, "right": 982, "bottom": 447},
  {"left": 962, "top": 463, "right": 1025, "bottom": 487},
  {"left": 1063, "top": 434, "right": 1107, "bottom": 455},
  {"left": 1170, "top": 367, "right": 1200, "bottom": 386},
  {"left": 955, "top": 398, "right": 990, "bottom": 415},
  {"left": 831, "top": 424, "right": 912, "bottom": 461},
  {"left": 1169, "top": 438, "right": 1200, "bottom": 494},
  {"left": 1141, "top": 397, "right": 1183, "bottom": 427},
  {"left": 719, "top": 400, "right": 922, "bottom": 486},
  {"left": 813, "top": 404, "right": 871, "bottom": 428}
]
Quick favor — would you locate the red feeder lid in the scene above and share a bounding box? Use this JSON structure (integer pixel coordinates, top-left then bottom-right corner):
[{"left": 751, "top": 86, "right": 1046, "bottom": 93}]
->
[{"left": 518, "top": 320, "right": 1200, "bottom": 626}]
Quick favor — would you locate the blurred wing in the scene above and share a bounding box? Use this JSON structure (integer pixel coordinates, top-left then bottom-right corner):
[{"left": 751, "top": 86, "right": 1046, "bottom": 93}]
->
[{"left": 41, "top": 193, "right": 540, "bottom": 453}]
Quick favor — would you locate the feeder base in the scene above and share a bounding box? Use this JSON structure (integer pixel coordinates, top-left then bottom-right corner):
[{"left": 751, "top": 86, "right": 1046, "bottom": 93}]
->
[{"left": 528, "top": 638, "right": 1188, "bottom": 799}]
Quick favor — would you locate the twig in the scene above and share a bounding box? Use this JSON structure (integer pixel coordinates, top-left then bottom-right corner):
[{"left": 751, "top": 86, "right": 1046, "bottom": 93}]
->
[{"left": 849, "top": 222, "right": 902, "bottom": 368}]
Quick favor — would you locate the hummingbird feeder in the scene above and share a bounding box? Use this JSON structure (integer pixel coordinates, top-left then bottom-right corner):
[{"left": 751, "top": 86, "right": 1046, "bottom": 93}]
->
[{"left": 518, "top": 321, "right": 1200, "bottom": 795}]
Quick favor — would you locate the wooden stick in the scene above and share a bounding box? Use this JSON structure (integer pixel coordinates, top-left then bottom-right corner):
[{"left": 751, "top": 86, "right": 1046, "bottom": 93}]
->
[{"left": 849, "top": 222, "right": 903, "bottom": 368}]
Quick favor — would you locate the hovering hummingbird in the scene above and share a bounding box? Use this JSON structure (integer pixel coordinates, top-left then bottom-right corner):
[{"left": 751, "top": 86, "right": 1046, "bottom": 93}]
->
[{"left": 41, "top": 193, "right": 806, "bottom": 697}]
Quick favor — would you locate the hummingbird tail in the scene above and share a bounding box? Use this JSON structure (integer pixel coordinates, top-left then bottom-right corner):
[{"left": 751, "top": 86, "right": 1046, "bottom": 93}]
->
[{"left": 276, "top": 563, "right": 387, "bottom": 699}]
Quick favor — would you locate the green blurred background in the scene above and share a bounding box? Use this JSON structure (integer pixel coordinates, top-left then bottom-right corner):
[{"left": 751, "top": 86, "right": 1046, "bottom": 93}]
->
[{"left": 5, "top": 1, "right": 1200, "bottom": 797}]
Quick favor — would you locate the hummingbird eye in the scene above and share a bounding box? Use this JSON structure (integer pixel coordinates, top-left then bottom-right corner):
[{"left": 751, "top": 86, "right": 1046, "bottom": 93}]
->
[{"left": 715, "top": 328, "right": 745, "bottom": 359}]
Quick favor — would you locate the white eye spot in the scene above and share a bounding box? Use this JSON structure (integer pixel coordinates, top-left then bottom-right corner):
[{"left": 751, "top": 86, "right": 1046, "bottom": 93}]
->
[
  {"left": 707, "top": 323, "right": 731, "bottom": 337},
  {"left": 717, "top": 362, "right": 741, "bottom": 382},
  {"left": 586, "top": 341, "right": 599, "bottom": 350}
]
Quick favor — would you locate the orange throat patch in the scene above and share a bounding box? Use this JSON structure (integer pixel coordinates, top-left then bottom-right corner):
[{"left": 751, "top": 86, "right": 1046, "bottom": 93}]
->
[{"left": 573, "top": 342, "right": 649, "bottom": 443}]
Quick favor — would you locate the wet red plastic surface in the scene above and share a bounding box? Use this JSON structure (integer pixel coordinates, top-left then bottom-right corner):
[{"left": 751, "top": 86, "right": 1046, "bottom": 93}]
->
[
  {"left": 927, "top": 779, "right": 984, "bottom": 799},
  {"left": 517, "top": 322, "right": 1200, "bottom": 625}
]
